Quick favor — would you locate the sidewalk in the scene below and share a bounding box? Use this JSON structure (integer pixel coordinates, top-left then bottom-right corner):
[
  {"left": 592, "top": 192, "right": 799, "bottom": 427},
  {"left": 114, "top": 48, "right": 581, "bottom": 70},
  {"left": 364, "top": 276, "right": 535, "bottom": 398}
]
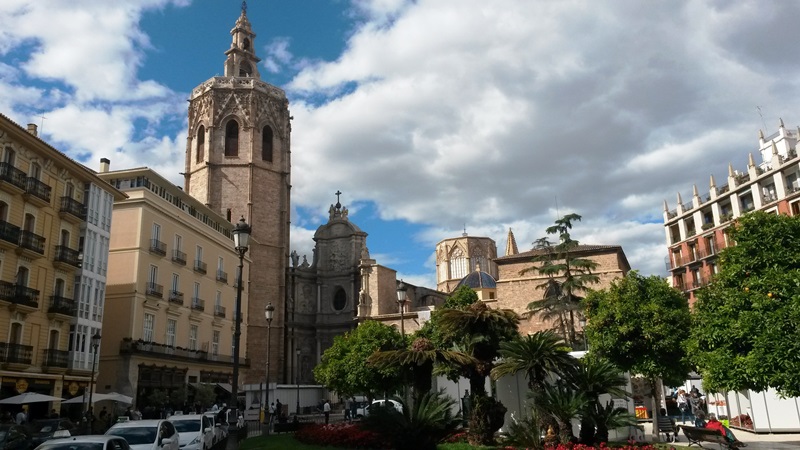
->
[{"left": 640, "top": 421, "right": 800, "bottom": 449}]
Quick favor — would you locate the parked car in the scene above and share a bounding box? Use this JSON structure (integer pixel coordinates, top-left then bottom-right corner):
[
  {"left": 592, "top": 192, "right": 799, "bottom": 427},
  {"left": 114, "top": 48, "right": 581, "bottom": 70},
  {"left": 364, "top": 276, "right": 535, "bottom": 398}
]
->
[
  {"left": 0, "top": 424, "right": 32, "bottom": 450},
  {"left": 200, "top": 413, "right": 225, "bottom": 446},
  {"left": 34, "top": 435, "right": 131, "bottom": 450},
  {"left": 166, "top": 415, "right": 212, "bottom": 450},
  {"left": 104, "top": 420, "right": 178, "bottom": 450},
  {"left": 356, "top": 399, "right": 403, "bottom": 418},
  {"left": 28, "top": 419, "right": 81, "bottom": 448}
]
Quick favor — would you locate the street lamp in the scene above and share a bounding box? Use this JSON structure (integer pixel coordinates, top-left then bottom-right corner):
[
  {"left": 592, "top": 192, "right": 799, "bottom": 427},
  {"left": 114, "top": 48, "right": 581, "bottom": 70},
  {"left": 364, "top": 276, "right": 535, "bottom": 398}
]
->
[
  {"left": 295, "top": 349, "right": 301, "bottom": 415},
  {"left": 229, "top": 216, "right": 250, "bottom": 448},
  {"left": 264, "top": 302, "right": 274, "bottom": 434},
  {"left": 396, "top": 280, "right": 408, "bottom": 341},
  {"left": 579, "top": 315, "right": 588, "bottom": 351},
  {"left": 86, "top": 332, "right": 101, "bottom": 429}
]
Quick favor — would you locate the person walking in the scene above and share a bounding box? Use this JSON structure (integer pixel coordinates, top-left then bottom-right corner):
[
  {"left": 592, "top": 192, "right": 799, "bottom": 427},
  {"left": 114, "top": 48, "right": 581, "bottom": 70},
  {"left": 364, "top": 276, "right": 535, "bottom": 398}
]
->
[
  {"left": 323, "top": 400, "right": 330, "bottom": 425},
  {"left": 676, "top": 389, "right": 690, "bottom": 423}
]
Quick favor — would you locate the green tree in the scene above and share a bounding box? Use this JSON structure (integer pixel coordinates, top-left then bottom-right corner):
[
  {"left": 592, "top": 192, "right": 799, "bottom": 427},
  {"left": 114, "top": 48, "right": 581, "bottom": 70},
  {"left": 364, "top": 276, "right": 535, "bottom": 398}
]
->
[
  {"left": 444, "top": 285, "right": 479, "bottom": 309},
  {"left": 687, "top": 211, "right": 800, "bottom": 397},
  {"left": 523, "top": 214, "right": 599, "bottom": 347},
  {"left": 313, "top": 320, "right": 404, "bottom": 399},
  {"left": 437, "top": 300, "right": 519, "bottom": 445},
  {"left": 490, "top": 331, "right": 577, "bottom": 393},
  {"left": 583, "top": 271, "right": 691, "bottom": 440}
]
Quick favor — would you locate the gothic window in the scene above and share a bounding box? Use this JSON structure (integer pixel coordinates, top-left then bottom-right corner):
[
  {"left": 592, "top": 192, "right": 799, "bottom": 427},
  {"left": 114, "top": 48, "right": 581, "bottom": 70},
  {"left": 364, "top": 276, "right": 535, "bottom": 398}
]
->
[
  {"left": 224, "top": 120, "right": 239, "bottom": 157},
  {"left": 196, "top": 125, "right": 205, "bottom": 163},
  {"left": 333, "top": 287, "right": 347, "bottom": 311},
  {"left": 449, "top": 247, "right": 467, "bottom": 279},
  {"left": 262, "top": 126, "right": 273, "bottom": 162},
  {"left": 239, "top": 62, "right": 252, "bottom": 77}
]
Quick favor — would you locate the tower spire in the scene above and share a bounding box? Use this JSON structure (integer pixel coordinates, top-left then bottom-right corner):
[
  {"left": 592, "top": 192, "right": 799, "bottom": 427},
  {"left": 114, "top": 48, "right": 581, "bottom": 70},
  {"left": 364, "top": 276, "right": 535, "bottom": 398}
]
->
[
  {"left": 242, "top": 0, "right": 247, "bottom": 14},
  {"left": 505, "top": 228, "right": 519, "bottom": 256},
  {"left": 224, "top": 4, "right": 261, "bottom": 78}
]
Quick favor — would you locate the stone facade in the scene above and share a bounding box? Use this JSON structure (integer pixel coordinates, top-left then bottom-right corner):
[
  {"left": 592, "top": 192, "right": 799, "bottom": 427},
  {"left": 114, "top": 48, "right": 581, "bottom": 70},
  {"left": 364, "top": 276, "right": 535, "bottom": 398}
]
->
[{"left": 183, "top": 8, "right": 291, "bottom": 385}]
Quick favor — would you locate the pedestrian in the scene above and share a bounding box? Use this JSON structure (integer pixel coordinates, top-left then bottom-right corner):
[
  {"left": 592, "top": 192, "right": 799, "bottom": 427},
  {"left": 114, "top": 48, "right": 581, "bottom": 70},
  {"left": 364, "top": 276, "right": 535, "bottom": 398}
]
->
[
  {"left": 344, "top": 398, "right": 351, "bottom": 422},
  {"left": 350, "top": 397, "right": 357, "bottom": 420},
  {"left": 275, "top": 399, "right": 283, "bottom": 422},
  {"left": 676, "top": 389, "right": 690, "bottom": 423},
  {"left": 15, "top": 408, "right": 26, "bottom": 425},
  {"left": 323, "top": 399, "right": 330, "bottom": 425},
  {"left": 268, "top": 402, "right": 276, "bottom": 427}
]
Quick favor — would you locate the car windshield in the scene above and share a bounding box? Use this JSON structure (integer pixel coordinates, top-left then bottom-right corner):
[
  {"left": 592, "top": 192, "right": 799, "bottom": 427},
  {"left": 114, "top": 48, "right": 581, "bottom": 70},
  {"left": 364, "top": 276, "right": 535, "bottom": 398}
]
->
[
  {"left": 171, "top": 420, "right": 200, "bottom": 433},
  {"left": 32, "top": 421, "right": 62, "bottom": 433},
  {"left": 36, "top": 444, "right": 104, "bottom": 450},
  {"left": 107, "top": 426, "right": 157, "bottom": 445}
]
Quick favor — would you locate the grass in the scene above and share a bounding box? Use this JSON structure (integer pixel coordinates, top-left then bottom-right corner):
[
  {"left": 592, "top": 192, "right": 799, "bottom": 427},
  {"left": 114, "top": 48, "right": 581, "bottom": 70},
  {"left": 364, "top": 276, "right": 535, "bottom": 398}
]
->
[{"left": 240, "top": 434, "right": 692, "bottom": 450}]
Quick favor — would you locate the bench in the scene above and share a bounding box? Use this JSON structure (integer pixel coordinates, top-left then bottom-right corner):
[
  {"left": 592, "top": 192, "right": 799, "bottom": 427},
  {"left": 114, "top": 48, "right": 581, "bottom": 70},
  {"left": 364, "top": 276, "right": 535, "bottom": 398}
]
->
[
  {"left": 657, "top": 417, "right": 679, "bottom": 442},
  {"left": 680, "top": 425, "right": 735, "bottom": 449}
]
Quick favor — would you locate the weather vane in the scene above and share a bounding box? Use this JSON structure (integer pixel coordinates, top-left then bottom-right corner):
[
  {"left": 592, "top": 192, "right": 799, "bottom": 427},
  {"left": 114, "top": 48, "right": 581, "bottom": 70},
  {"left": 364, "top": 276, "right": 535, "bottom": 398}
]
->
[{"left": 241, "top": 1, "right": 247, "bottom": 14}]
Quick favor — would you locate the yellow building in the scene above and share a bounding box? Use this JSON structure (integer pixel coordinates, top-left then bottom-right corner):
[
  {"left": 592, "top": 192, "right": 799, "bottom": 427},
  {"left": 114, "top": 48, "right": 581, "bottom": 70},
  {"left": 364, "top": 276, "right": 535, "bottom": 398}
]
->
[
  {"left": 0, "top": 113, "right": 124, "bottom": 420},
  {"left": 97, "top": 165, "right": 249, "bottom": 411}
]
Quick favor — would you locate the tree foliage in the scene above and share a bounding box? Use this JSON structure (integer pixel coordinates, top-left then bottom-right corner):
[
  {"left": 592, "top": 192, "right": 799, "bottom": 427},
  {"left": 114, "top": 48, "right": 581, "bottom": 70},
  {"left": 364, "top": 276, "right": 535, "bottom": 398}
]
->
[
  {"left": 584, "top": 271, "right": 691, "bottom": 440},
  {"left": 444, "top": 285, "right": 479, "bottom": 309},
  {"left": 584, "top": 271, "right": 691, "bottom": 386},
  {"left": 490, "top": 331, "right": 577, "bottom": 393},
  {"left": 523, "top": 214, "right": 599, "bottom": 346},
  {"left": 313, "top": 320, "right": 404, "bottom": 398},
  {"left": 687, "top": 211, "right": 800, "bottom": 397}
]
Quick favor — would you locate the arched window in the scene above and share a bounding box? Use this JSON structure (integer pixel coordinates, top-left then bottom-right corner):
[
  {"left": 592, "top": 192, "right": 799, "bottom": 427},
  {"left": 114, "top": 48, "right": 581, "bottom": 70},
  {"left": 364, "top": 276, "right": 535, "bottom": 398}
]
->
[
  {"left": 333, "top": 287, "right": 347, "bottom": 311},
  {"left": 16, "top": 266, "right": 29, "bottom": 287},
  {"left": 449, "top": 247, "right": 467, "bottom": 279},
  {"left": 262, "top": 126, "right": 273, "bottom": 162},
  {"left": 224, "top": 121, "right": 239, "bottom": 157},
  {"left": 29, "top": 162, "right": 41, "bottom": 180},
  {"left": 23, "top": 213, "right": 35, "bottom": 232},
  {"left": 196, "top": 125, "right": 205, "bottom": 163},
  {"left": 243, "top": 38, "right": 251, "bottom": 51},
  {"left": 54, "top": 278, "right": 65, "bottom": 297},
  {"left": 60, "top": 229, "right": 70, "bottom": 246},
  {"left": 3, "top": 147, "right": 15, "bottom": 165},
  {"left": 48, "top": 330, "right": 59, "bottom": 350},
  {"left": 239, "top": 62, "right": 251, "bottom": 77},
  {"left": 0, "top": 201, "right": 7, "bottom": 221}
]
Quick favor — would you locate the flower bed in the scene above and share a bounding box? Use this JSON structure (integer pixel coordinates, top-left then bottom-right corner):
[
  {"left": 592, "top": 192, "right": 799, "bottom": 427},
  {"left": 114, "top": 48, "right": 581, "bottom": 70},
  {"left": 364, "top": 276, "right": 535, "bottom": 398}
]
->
[{"left": 295, "top": 422, "right": 387, "bottom": 448}]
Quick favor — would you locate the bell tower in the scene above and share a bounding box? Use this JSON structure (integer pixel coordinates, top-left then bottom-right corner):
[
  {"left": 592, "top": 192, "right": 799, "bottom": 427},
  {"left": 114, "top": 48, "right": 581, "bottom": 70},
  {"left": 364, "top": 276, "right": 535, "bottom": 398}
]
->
[{"left": 184, "top": 2, "right": 291, "bottom": 384}]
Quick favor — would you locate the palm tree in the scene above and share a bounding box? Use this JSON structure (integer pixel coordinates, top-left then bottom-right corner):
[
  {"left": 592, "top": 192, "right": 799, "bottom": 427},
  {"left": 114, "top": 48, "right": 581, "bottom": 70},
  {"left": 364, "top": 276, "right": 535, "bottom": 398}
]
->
[
  {"left": 565, "top": 358, "right": 631, "bottom": 444},
  {"left": 491, "top": 331, "right": 577, "bottom": 393},
  {"left": 530, "top": 383, "right": 587, "bottom": 444},
  {"left": 368, "top": 337, "right": 476, "bottom": 401},
  {"left": 436, "top": 300, "right": 519, "bottom": 445}
]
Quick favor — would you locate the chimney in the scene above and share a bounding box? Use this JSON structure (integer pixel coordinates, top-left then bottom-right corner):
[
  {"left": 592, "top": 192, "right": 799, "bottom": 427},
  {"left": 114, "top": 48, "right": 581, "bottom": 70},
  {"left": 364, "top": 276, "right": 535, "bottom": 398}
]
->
[
  {"left": 26, "top": 124, "right": 38, "bottom": 137},
  {"left": 99, "top": 158, "right": 110, "bottom": 173}
]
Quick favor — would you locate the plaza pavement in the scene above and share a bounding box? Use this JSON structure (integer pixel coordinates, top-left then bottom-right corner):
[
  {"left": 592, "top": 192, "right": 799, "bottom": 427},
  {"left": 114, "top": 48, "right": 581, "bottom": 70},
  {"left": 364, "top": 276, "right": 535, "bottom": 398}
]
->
[{"left": 639, "top": 421, "right": 800, "bottom": 449}]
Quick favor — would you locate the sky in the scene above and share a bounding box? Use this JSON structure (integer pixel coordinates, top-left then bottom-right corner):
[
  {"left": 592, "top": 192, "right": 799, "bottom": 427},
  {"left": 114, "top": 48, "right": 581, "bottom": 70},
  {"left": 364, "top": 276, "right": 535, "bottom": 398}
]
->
[{"left": 2, "top": 0, "right": 800, "bottom": 289}]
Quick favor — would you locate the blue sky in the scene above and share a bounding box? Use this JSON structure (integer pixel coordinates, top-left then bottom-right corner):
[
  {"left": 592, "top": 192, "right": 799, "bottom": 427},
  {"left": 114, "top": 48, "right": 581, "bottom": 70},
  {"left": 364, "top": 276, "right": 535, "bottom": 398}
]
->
[{"left": 4, "top": 1, "right": 800, "bottom": 288}]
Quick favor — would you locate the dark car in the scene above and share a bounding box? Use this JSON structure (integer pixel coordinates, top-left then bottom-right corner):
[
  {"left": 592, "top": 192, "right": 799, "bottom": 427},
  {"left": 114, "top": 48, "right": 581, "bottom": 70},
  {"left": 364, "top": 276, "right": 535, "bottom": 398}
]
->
[
  {"left": 28, "top": 420, "right": 80, "bottom": 448},
  {"left": 0, "top": 424, "right": 32, "bottom": 450}
]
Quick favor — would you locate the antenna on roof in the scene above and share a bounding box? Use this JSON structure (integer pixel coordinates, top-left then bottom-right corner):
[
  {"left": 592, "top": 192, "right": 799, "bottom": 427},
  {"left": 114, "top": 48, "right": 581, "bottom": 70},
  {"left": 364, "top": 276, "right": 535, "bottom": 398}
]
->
[
  {"left": 38, "top": 112, "right": 47, "bottom": 134},
  {"left": 756, "top": 106, "right": 768, "bottom": 133},
  {"left": 462, "top": 223, "right": 467, "bottom": 237}
]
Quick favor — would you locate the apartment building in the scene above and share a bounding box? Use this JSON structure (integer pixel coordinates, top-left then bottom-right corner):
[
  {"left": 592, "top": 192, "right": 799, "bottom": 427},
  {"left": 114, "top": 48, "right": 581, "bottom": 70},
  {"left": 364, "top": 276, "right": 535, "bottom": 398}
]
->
[
  {"left": 663, "top": 119, "right": 800, "bottom": 302},
  {"left": 0, "top": 113, "right": 124, "bottom": 418},
  {"left": 96, "top": 165, "right": 249, "bottom": 409}
]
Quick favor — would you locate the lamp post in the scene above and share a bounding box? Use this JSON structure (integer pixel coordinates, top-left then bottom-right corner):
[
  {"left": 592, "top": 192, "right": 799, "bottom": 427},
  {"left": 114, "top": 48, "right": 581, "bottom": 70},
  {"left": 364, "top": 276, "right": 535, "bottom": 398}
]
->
[
  {"left": 295, "top": 349, "right": 301, "bottom": 415},
  {"left": 264, "top": 303, "right": 274, "bottom": 434},
  {"left": 579, "top": 315, "right": 588, "bottom": 351},
  {"left": 396, "top": 280, "right": 408, "bottom": 342},
  {"left": 86, "top": 332, "right": 100, "bottom": 431},
  {"left": 229, "top": 216, "right": 250, "bottom": 448}
]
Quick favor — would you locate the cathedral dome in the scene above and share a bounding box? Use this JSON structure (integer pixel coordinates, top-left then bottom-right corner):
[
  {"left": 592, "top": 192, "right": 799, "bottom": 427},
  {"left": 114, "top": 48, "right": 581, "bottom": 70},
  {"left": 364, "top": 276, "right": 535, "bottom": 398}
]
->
[{"left": 456, "top": 269, "right": 497, "bottom": 290}]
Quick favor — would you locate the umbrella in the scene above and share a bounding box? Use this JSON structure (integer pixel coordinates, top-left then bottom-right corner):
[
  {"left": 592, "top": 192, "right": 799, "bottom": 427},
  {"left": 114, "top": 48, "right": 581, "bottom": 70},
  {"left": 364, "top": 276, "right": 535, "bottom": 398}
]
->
[
  {"left": 97, "top": 393, "right": 133, "bottom": 405},
  {"left": 0, "top": 392, "right": 63, "bottom": 404}
]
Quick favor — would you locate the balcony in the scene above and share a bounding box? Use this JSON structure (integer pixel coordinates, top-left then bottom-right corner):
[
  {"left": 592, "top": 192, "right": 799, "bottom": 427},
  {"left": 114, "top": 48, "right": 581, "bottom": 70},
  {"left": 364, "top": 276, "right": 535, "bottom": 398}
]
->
[
  {"left": 0, "top": 221, "right": 20, "bottom": 250},
  {"left": 214, "top": 305, "right": 226, "bottom": 318},
  {"left": 24, "top": 177, "right": 52, "bottom": 206},
  {"left": 191, "top": 297, "right": 205, "bottom": 312},
  {"left": 0, "top": 162, "right": 27, "bottom": 193},
  {"left": 17, "top": 230, "right": 45, "bottom": 258},
  {"left": 216, "top": 270, "right": 228, "bottom": 283},
  {"left": 149, "top": 239, "right": 167, "bottom": 256},
  {"left": 59, "top": 196, "right": 86, "bottom": 223},
  {"left": 48, "top": 295, "right": 76, "bottom": 317},
  {"left": 54, "top": 245, "right": 82, "bottom": 269},
  {"left": 172, "top": 250, "right": 187, "bottom": 265},
  {"left": 0, "top": 281, "right": 39, "bottom": 310},
  {"left": 42, "top": 348, "right": 70, "bottom": 370},
  {"left": 168, "top": 290, "right": 184, "bottom": 305},
  {"left": 145, "top": 282, "right": 163, "bottom": 298},
  {"left": 0, "top": 342, "right": 33, "bottom": 366},
  {"left": 193, "top": 260, "right": 207, "bottom": 274}
]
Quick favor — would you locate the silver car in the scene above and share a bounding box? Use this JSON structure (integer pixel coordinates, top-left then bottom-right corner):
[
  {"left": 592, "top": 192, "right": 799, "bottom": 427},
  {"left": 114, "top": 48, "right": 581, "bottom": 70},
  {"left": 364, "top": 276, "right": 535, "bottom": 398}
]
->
[{"left": 105, "top": 420, "right": 178, "bottom": 450}]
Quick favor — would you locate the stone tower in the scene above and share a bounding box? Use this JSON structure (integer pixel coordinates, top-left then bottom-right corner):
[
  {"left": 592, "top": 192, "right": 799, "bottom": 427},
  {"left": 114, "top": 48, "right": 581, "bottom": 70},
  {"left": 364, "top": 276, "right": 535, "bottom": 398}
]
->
[
  {"left": 435, "top": 233, "right": 499, "bottom": 293},
  {"left": 184, "top": 4, "right": 291, "bottom": 384}
]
